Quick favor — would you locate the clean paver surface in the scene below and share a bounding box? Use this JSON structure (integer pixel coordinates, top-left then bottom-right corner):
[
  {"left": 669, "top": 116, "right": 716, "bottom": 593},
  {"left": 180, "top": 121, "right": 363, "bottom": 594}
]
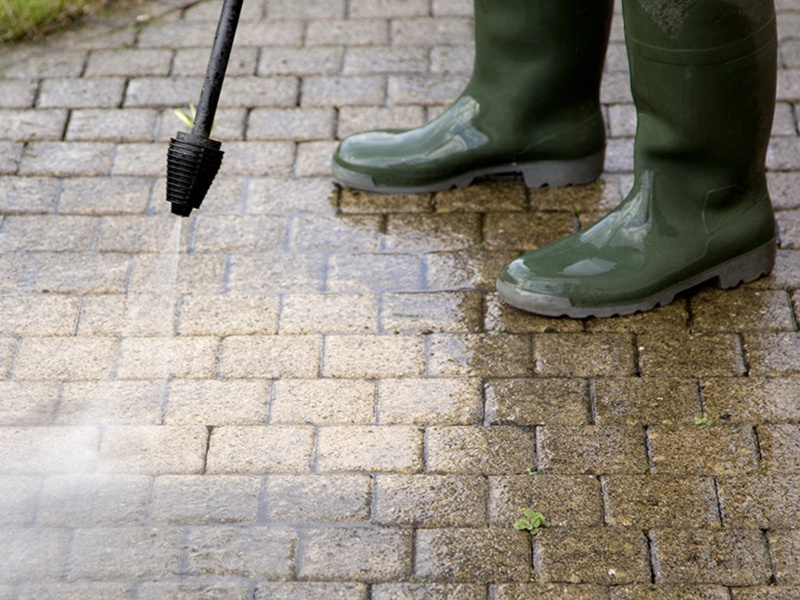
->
[{"left": 0, "top": 0, "right": 799, "bottom": 598}]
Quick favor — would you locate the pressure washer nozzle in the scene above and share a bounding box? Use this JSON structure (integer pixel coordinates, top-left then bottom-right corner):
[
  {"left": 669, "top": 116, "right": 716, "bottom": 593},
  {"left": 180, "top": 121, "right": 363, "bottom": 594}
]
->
[{"left": 166, "top": 131, "right": 223, "bottom": 217}]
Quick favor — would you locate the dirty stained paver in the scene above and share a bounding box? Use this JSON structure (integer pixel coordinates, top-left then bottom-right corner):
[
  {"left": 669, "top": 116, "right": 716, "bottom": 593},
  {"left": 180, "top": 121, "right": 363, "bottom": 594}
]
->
[{"left": 0, "top": 0, "right": 799, "bottom": 598}]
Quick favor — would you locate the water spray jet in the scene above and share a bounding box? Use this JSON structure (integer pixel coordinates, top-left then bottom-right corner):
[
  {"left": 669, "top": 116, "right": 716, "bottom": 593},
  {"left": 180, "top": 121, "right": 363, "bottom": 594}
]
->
[{"left": 165, "top": 0, "right": 244, "bottom": 217}]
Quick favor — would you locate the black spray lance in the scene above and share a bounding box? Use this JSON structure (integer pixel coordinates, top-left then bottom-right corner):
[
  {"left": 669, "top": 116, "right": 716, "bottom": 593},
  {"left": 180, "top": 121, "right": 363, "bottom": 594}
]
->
[{"left": 166, "top": 0, "right": 244, "bottom": 216}]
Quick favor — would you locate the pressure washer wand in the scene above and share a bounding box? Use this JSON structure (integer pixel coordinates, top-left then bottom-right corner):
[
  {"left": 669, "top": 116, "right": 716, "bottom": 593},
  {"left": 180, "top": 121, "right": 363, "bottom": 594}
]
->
[{"left": 166, "top": 0, "right": 244, "bottom": 216}]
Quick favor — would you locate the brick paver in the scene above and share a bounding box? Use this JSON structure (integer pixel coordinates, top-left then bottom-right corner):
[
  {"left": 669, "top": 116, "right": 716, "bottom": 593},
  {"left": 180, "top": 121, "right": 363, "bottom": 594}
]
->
[{"left": 0, "top": 0, "right": 798, "bottom": 597}]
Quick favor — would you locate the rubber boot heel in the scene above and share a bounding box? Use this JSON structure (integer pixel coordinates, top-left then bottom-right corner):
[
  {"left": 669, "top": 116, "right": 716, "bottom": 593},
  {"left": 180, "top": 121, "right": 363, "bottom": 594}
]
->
[
  {"left": 715, "top": 239, "right": 776, "bottom": 289},
  {"left": 519, "top": 150, "right": 605, "bottom": 188}
]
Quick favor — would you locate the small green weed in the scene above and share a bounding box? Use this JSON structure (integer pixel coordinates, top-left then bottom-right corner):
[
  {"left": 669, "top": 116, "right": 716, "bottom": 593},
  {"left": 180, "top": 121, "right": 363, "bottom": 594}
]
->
[
  {"left": 694, "top": 417, "right": 714, "bottom": 426},
  {"left": 513, "top": 508, "right": 549, "bottom": 535}
]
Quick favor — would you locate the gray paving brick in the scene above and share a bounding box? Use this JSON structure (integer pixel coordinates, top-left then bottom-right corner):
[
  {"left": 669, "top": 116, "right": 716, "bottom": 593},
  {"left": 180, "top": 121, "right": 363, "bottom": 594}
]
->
[
  {"left": 485, "top": 378, "right": 590, "bottom": 426},
  {"left": 610, "top": 586, "right": 730, "bottom": 599},
  {"left": 184, "top": 526, "right": 296, "bottom": 578},
  {"left": 77, "top": 294, "right": 177, "bottom": 337},
  {"left": 0, "top": 337, "right": 14, "bottom": 379},
  {"left": 151, "top": 474, "right": 260, "bottom": 524},
  {"left": 718, "top": 475, "right": 800, "bottom": 528},
  {"left": 378, "top": 377, "right": 482, "bottom": 425},
  {"left": 17, "top": 582, "right": 131, "bottom": 600},
  {"left": 317, "top": 425, "right": 423, "bottom": 473},
  {"left": 193, "top": 214, "right": 285, "bottom": 252},
  {"left": 228, "top": 253, "right": 326, "bottom": 294},
  {"left": 220, "top": 335, "right": 322, "bottom": 378},
  {"left": 57, "top": 380, "right": 165, "bottom": 425},
  {"left": 489, "top": 474, "right": 603, "bottom": 528},
  {"left": 233, "top": 20, "right": 305, "bottom": 45},
  {"left": 272, "top": 378, "right": 376, "bottom": 424},
  {"left": 324, "top": 334, "right": 425, "bottom": 377},
  {"left": 97, "top": 425, "right": 208, "bottom": 474},
  {"left": 306, "top": 19, "right": 389, "bottom": 46},
  {"left": 38, "top": 77, "right": 125, "bottom": 108},
  {"left": 388, "top": 75, "right": 467, "bottom": 106},
  {"left": 0, "top": 215, "right": 97, "bottom": 252},
  {"left": 535, "top": 333, "right": 636, "bottom": 377},
  {"left": 280, "top": 292, "right": 378, "bottom": 334},
  {"left": 593, "top": 377, "right": 700, "bottom": 425},
  {"left": 0, "top": 476, "right": 40, "bottom": 525},
  {"left": 337, "top": 106, "right": 425, "bottom": 139},
  {"left": 649, "top": 425, "right": 761, "bottom": 476},
  {"left": 638, "top": 332, "right": 746, "bottom": 376},
  {"left": 373, "top": 583, "right": 487, "bottom": 600},
  {"left": 391, "top": 17, "right": 473, "bottom": 45},
  {"left": 537, "top": 527, "right": 651, "bottom": 584},
  {"left": 58, "top": 176, "right": 152, "bottom": 214},
  {"left": 0, "top": 294, "right": 79, "bottom": 336},
  {"left": 248, "top": 108, "right": 335, "bottom": 141},
  {"left": 0, "top": 426, "right": 99, "bottom": 474},
  {"left": 0, "top": 141, "right": 22, "bottom": 174},
  {"left": 138, "top": 579, "right": 251, "bottom": 600},
  {"left": 0, "top": 176, "right": 59, "bottom": 213},
  {"left": 759, "top": 424, "right": 800, "bottom": 473},
  {"left": 383, "top": 291, "right": 482, "bottom": 334},
  {"left": 299, "top": 527, "right": 412, "bottom": 581},
  {"left": 37, "top": 474, "right": 151, "bottom": 526},
  {"left": 295, "top": 140, "right": 340, "bottom": 177},
  {"left": 116, "top": 336, "right": 219, "bottom": 379},
  {"left": 207, "top": 425, "right": 315, "bottom": 473},
  {"left": 0, "top": 80, "right": 38, "bottom": 108},
  {"left": 2, "top": 51, "right": 86, "bottom": 78},
  {"left": 539, "top": 425, "right": 647, "bottom": 475},
  {"left": 374, "top": 474, "right": 487, "bottom": 527},
  {"left": 173, "top": 47, "right": 257, "bottom": 77},
  {"left": 13, "top": 337, "right": 117, "bottom": 380},
  {"left": 66, "top": 108, "right": 158, "bottom": 142},
  {"left": 0, "top": 528, "right": 70, "bottom": 583},
  {"left": 302, "top": 75, "right": 386, "bottom": 107},
  {"left": 0, "top": 381, "right": 59, "bottom": 426},
  {"left": 431, "top": 45, "right": 474, "bottom": 74},
  {"left": 165, "top": 379, "right": 269, "bottom": 425},
  {"left": 701, "top": 377, "right": 800, "bottom": 423},
  {"left": 731, "top": 588, "right": 800, "bottom": 600},
  {"left": 344, "top": 47, "right": 429, "bottom": 75},
  {"left": 265, "top": 474, "right": 371, "bottom": 524},
  {"left": 426, "top": 426, "right": 534, "bottom": 475},
  {"left": 85, "top": 48, "right": 172, "bottom": 76},
  {"left": 245, "top": 176, "right": 338, "bottom": 214},
  {"left": 770, "top": 529, "right": 800, "bottom": 584},
  {"left": 259, "top": 47, "right": 344, "bottom": 76},
  {"left": 2, "top": 109, "right": 68, "bottom": 141},
  {"left": 652, "top": 529, "right": 772, "bottom": 585},
  {"left": 32, "top": 252, "right": 129, "bottom": 293},
  {"left": 415, "top": 528, "right": 530, "bottom": 582},
  {"left": 179, "top": 294, "right": 279, "bottom": 336},
  {"left": 20, "top": 140, "right": 114, "bottom": 176},
  {"left": 427, "top": 333, "right": 533, "bottom": 377},
  {"left": 483, "top": 292, "right": 585, "bottom": 334},
  {"left": 68, "top": 526, "right": 184, "bottom": 579},
  {"left": 744, "top": 333, "right": 800, "bottom": 375},
  {"left": 255, "top": 582, "right": 368, "bottom": 600}
]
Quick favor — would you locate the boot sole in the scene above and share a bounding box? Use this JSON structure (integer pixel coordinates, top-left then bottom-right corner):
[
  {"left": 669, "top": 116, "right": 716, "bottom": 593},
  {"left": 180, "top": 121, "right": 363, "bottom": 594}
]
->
[
  {"left": 496, "top": 239, "right": 777, "bottom": 319},
  {"left": 332, "top": 151, "right": 605, "bottom": 194}
]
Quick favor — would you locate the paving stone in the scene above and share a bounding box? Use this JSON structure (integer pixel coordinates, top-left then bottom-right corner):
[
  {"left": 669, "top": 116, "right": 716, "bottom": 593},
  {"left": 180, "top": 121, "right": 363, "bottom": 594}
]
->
[
  {"left": 0, "top": 294, "right": 79, "bottom": 336},
  {"left": 193, "top": 215, "right": 285, "bottom": 253},
  {"left": 20, "top": 142, "right": 115, "bottom": 176},
  {"left": 483, "top": 212, "right": 576, "bottom": 251},
  {"left": 138, "top": 579, "right": 252, "bottom": 600},
  {"left": 77, "top": 294, "right": 177, "bottom": 337},
  {"left": 593, "top": 377, "right": 700, "bottom": 425},
  {"left": 206, "top": 426, "right": 315, "bottom": 474},
  {"left": 0, "top": 79, "right": 38, "bottom": 108},
  {"left": 488, "top": 475, "right": 603, "bottom": 528},
  {"left": 327, "top": 253, "right": 423, "bottom": 293},
  {"left": 0, "top": 476, "right": 40, "bottom": 525},
  {"left": 537, "top": 527, "right": 651, "bottom": 584},
  {"left": 691, "top": 288, "right": 796, "bottom": 332},
  {"left": 289, "top": 215, "right": 381, "bottom": 251},
  {"left": 0, "top": 337, "right": 14, "bottom": 379},
  {"left": 759, "top": 425, "right": 800, "bottom": 473},
  {"left": 246, "top": 177, "right": 338, "bottom": 215},
  {"left": 0, "top": 426, "right": 100, "bottom": 475},
  {"left": 233, "top": 20, "right": 305, "bottom": 45},
  {"left": 56, "top": 380, "right": 164, "bottom": 425},
  {"left": 434, "top": 179, "right": 527, "bottom": 213},
  {"left": 316, "top": 425, "right": 423, "bottom": 473},
  {"left": 0, "top": 141, "right": 22, "bottom": 174},
  {"left": 339, "top": 189, "right": 432, "bottom": 214},
  {"left": 151, "top": 474, "right": 261, "bottom": 524},
  {"left": 299, "top": 527, "right": 413, "bottom": 581},
  {"left": 136, "top": 20, "right": 218, "bottom": 47},
  {"left": 610, "top": 586, "right": 730, "bottom": 599},
  {"left": 255, "top": 582, "right": 368, "bottom": 599},
  {"left": 730, "top": 588, "right": 800, "bottom": 600},
  {"left": 431, "top": 45, "right": 473, "bottom": 74},
  {"left": 485, "top": 378, "right": 591, "bottom": 426},
  {"left": 0, "top": 109, "right": 68, "bottom": 141},
  {"left": 494, "top": 584, "right": 608, "bottom": 600},
  {"left": 32, "top": 252, "right": 128, "bottom": 293},
  {"left": 1, "top": 215, "right": 97, "bottom": 252},
  {"left": 769, "top": 529, "right": 800, "bottom": 584},
  {"left": 538, "top": 425, "right": 646, "bottom": 475},
  {"left": 59, "top": 176, "right": 152, "bottom": 214},
  {"left": 651, "top": 529, "right": 772, "bottom": 585},
  {"left": 0, "top": 176, "right": 59, "bottom": 213},
  {"left": 534, "top": 333, "right": 636, "bottom": 377},
  {"left": 717, "top": 475, "right": 800, "bottom": 528},
  {"left": 0, "top": 528, "right": 70, "bottom": 583},
  {"left": 307, "top": 18, "right": 388, "bottom": 47},
  {"left": 391, "top": 17, "right": 473, "bottom": 46},
  {"left": 13, "top": 337, "right": 118, "bottom": 380},
  {"left": 603, "top": 475, "right": 720, "bottom": 528},
  {"left": 280, "top": 293, "right": 378, "bottom": 334},
  {"left": 97, "top": 425, "right": 207, "bottom": 474},
  {"left": 386, "top": 213, "right": 482, "bottom": 251},
  {"left": 265, "top": 474, "right": 371, "bottom": 524},
  {"left": 378, "top": 377, "right": 482, "bottom": 425},
  {"left": 258, "top": 47, "right": 343, "bottom": 76},
  {"left": 266, "top": 0, "right": 345, "bottom": 18},
  {"left": 744, "top": 333, "right": 800, "bottom": 375},
  {"left": 426, "top": 426, "right": 534, "bottom": 475},
  {"left": 427, "top": 333, "right": 533, "bottom": 377},
  {"left": 296, "top": 140, "right": 340, "bottom": 177},
  {"left": 415, "top": 528, "right": 530, "bottom": 582},
  {"left": 165, "top": 379, "right": 269, "bottom": 426},
  {"left": 85, "top": 48, "right": 172, "bottom": 76},
  {"left": 113, "top": 141, "right": 182, "bottom": 176},
  {"left": 374, "top": 474, "right": 487, "bottom": 527},
  {"left": 302, "top": 75, "right": 387, "bottom": 107},
  {"left": 769, "top": 172, "right": 800, "bottom": 210},
  {"left": 228, "top": 253, "right": 326, "bottom": 294},
  {"left": 38, "top": 77, "right": 125, "bottom": 108},
  {"left": 585, "top": 301, "right": 690, "bottom": 333},
  {"left": 179, "top": 294, "right": 279, "bottom": 336},
  {"left": 344, "top": 47, "right": 429, "bottom": 75},
  {"left": 484, "top": 292, "right": 585, "bottom": 334},
  {"left": 126, "top": 76, "right": 299, "bottom": 109},
  {"left": 220, "top": 335, "right": 322, "bottom": 378},
  {"left": 272, "top": 379, "right": 376, "bottom": 424},
  {"left": 131, "top": 252, "right": 226, "bottom": 295},
  {"left": 373, "top": 583, "right": 486, "bottom": 600},
  {"left": 247, "top": 107, "right": 335, "bottom": 141},
  {"left": 388, "top": 74, "right": 469, "bottom": 106},
  {"left": 184, "top": 526, "right": 296, "bottom": 579},
  {"left": 116, "top": 336, "right": 219, "bottom": 379},
  {"left": 649, "top": 425, "right": 761, "bottom": 476},
  {"left": 66, "top": 108, "right": 159, "bottom": 142},
  {"left": 173, "top": 47, "right": 257, "bottom": 77},
  {"left": 701, "top": 377, "right": 800, "bottom": 423},
  {"left": 638, "top": 332, "right": 746, "bottom": 376},
  {"left": 68, "top": 526, "right": 185, "bottom": 579},
  {"left": 383, "top": 291, "right": 482, "bottom": 333},
  {"left": 323, "top": 334, "right": 425, "bottom": 377},
  {"left": 337, "top": 106, "right": 425, "bottom": 139},
  {"left": 37, "top": 474, "right": 151, "bottom": 526},
  {"left": 17, "top": 582, "right": 132, "bottom": 600}
]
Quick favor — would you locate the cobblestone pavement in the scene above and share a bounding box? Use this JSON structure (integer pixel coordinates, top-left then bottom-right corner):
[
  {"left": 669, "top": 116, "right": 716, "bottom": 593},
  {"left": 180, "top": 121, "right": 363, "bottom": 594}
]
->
[{"left": 0, "top": 0, "right": 799, "bottom": 598}]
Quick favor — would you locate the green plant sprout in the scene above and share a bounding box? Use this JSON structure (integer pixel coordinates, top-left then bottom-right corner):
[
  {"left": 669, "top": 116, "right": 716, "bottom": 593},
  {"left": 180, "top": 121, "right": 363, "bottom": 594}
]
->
[
  {"left": 695, "top": 417, "right": 714, "bottom": 426},
  {"left": 513, "top": 508, "right": 550, "bottom": 535},
  {"left": 173, "top": 103, "right": 215, "bottom": 135}
]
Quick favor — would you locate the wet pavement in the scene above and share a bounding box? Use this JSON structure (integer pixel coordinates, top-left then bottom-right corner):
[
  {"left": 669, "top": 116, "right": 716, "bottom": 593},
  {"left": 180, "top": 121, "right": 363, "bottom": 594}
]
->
[{"left": 0, "top": 0, "right": 799, "bottom": 598}]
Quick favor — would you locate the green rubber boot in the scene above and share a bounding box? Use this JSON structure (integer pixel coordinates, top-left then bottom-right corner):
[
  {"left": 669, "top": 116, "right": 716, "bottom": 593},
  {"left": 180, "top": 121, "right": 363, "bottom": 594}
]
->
[
  {"left": 332, "top": 0, "right": 613, "bottom": 193},
  {"left": 497, "top": 0, "right": 778, "bottom": 318}
]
